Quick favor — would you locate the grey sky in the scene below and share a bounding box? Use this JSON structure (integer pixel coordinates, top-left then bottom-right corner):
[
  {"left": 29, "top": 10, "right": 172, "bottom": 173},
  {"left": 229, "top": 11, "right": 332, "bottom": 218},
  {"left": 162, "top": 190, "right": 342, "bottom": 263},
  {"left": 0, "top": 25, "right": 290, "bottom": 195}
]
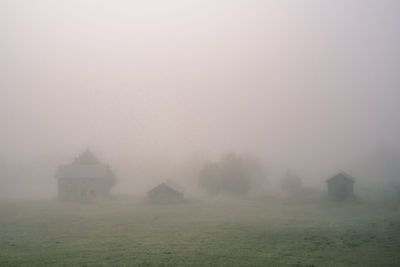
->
[{"left": 1, "top": 0, "right": 399, "bottom": 195}]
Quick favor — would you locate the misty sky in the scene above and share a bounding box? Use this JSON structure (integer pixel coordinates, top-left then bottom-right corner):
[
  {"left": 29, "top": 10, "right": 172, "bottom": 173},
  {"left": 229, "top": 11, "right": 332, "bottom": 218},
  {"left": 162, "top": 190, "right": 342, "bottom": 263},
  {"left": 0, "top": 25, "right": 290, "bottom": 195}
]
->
[{"left": 1, "top": 0, "right": 400, "bottom": 195}]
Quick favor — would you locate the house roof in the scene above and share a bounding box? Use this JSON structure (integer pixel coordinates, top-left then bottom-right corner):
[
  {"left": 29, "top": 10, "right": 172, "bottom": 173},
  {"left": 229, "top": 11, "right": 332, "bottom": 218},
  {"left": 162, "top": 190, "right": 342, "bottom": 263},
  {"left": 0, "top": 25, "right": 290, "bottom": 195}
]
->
[
  {"left": 72, "top": 149, "right": 101, "bottom": 164},
  {"left": 56, "top": 164, "right": 111, "bottom": 179},
  {"left": 326, "top": 172, "right": 355, "bottom": 183}
]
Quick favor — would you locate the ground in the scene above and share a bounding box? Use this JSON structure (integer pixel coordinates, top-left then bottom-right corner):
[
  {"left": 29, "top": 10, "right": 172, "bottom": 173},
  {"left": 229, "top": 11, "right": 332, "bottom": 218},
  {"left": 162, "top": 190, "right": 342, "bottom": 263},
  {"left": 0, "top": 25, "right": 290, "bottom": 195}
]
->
[{"left": 0, "top": 197, "right": 399, "bottom": 266}]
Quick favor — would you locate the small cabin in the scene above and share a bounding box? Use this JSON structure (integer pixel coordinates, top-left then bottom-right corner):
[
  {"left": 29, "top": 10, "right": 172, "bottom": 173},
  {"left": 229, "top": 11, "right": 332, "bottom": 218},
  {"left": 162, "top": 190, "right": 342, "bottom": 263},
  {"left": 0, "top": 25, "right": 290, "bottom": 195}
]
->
[
  {"left": 147, "top": 182, "right": 184, "bottom": 204},
  {"left": 56, "top": 150, "right": 116, "bottom": 202},
  {"left": 390, "top": 180, "right": 400, "bottom": 201},
  {"left": 326, "top": 172, "right": 355, "bottom": 201}
]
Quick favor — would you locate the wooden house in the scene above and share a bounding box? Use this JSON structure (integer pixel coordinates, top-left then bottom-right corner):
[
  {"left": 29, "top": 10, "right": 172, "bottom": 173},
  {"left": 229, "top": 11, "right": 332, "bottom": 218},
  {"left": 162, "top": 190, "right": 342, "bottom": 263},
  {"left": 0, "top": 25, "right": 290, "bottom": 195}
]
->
[{"left": 56, "top": 150, "right": 116, "bottom": 201}]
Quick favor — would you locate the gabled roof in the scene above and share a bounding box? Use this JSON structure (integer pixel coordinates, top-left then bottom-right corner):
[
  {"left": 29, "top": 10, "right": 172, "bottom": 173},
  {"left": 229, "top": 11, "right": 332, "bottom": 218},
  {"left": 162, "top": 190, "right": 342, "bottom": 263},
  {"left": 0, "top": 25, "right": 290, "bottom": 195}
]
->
[
  {"left": 56, "top": 164, "right": 111, "bottom": 179},
  {"left": 326, "top": 172, "right": 355, "bottom": 183},
  {"left": 164, "top": 180, "right": 184, "bottom": 193},
  {"left": 148, "top": 181, "right": 183, "bottom": 194}
]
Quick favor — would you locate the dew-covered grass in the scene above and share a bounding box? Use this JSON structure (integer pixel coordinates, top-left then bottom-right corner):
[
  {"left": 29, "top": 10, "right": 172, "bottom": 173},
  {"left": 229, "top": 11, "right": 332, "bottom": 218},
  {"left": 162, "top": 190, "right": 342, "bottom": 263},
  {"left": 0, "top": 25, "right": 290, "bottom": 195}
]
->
[{"left": 0, "top": 196, "right": 399, "bottom": 266}]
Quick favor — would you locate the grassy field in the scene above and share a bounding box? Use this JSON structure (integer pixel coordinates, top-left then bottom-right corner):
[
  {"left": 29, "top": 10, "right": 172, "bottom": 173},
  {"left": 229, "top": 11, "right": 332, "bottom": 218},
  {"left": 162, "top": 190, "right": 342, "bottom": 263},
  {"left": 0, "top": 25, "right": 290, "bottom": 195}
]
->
[{"left": 0, "top": 196, "right": 399, "bottom": 266}]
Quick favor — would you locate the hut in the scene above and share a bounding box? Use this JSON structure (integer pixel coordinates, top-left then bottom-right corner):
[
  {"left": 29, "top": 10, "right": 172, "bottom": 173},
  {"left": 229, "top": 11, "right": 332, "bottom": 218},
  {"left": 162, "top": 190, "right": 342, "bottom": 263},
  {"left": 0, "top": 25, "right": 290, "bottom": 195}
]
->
[
  {"left": 389, "top": 180, "right": 400, "bottom": 201},
  {"left": 326, "top": 172, "right": 355, "bottom": 201},
  {"left": 147, "top": 182, "right": 184, "bottom": 204},
  {"left": 56, "top": 150, "right": 116, "bottom": 201}
]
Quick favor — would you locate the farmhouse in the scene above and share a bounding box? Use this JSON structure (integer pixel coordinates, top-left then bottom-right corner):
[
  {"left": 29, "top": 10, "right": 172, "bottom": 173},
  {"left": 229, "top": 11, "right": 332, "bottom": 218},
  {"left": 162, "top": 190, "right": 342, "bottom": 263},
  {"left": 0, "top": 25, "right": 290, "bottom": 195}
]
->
[
  {"left": 148, "top": 182, "right": 184, "bottom": 204},
  {"left": 56, "top": 150, "right": 116, "bottom": 201},
  {"left": 326, "top": 172, "right": 355, "bottom": 201}
]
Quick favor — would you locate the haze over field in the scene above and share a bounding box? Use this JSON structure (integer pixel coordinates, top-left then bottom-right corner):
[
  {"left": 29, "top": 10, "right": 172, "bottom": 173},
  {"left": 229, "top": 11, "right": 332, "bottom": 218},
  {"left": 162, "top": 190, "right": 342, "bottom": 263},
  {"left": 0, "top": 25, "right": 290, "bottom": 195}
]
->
[{"left": 1, "top": 0, "right": 400, "bottom": 198}]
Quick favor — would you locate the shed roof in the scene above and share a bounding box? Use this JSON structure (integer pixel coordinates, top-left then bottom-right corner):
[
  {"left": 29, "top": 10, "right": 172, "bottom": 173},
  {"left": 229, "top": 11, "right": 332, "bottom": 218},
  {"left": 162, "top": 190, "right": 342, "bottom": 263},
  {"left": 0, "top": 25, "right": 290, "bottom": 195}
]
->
[
  {"left": 148, "top": 181, "right": 183, "bottom": 194},
  {"left": 326, "top": 172, "right": 355, "bottom": 183}
]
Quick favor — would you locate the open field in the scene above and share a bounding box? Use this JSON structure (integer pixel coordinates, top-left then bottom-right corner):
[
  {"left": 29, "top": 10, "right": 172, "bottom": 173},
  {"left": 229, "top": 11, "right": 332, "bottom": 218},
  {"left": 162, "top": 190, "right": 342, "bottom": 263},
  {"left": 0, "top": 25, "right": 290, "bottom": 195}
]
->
[{"left": 0, "top": 197, "right": 399, "bottom": 266}]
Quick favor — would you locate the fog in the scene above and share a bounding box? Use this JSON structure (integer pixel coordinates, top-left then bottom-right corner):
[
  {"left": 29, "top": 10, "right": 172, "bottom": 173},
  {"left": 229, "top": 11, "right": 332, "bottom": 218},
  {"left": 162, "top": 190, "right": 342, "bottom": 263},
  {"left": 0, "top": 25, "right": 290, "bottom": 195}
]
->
[{"left": 1, "top": 0, "right": 400, "bottom": 198}]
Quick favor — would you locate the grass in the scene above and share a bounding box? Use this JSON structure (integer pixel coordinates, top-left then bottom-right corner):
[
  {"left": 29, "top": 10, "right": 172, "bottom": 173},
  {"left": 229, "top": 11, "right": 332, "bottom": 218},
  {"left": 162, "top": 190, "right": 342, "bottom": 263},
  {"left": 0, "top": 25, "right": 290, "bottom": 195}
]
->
[{"left": 0, "top": 196, "right": 399, "bottom": 266}]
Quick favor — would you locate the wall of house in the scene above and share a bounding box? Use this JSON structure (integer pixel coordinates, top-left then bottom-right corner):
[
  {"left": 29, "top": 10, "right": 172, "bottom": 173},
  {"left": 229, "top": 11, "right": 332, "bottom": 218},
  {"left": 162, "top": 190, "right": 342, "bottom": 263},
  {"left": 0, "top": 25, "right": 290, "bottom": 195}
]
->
[{"left": 58, "top": 177, "right": 112, "bottom": 201}]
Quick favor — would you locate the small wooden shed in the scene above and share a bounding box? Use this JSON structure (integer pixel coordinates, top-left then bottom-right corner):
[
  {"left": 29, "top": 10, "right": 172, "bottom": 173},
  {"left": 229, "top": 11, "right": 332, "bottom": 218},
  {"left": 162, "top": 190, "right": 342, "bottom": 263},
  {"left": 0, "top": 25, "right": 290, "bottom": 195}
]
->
[
  {"left": 326, "top": 172, "right": 355, "bottom": 201},
  {"left": 147, "top": 182, "right": 184, "bottom": 204}
]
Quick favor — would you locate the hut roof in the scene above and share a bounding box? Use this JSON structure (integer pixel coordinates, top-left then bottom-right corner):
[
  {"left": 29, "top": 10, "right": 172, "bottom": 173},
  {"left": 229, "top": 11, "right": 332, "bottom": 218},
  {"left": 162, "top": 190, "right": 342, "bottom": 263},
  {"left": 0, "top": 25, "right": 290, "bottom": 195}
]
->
[
  {"left": 326, "top": 172, "right": 355, "bottom": 183},
  {"left": 148, "top": 181, "right": 183, "bottom": 194},
  {"left": 56, "top": 164, "right": 111, "bottom": 179}
]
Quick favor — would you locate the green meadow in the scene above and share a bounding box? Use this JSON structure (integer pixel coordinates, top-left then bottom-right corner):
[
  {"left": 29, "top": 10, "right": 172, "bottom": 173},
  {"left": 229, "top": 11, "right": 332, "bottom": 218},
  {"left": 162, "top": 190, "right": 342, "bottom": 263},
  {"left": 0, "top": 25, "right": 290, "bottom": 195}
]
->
[{"left": 0, "top": 197, "right": 399, "bottom": 266}]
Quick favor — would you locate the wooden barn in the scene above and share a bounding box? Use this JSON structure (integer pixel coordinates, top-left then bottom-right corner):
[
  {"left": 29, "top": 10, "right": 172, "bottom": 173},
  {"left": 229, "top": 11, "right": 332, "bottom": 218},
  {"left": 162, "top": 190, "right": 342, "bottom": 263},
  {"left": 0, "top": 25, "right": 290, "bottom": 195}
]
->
[
  {"left": 56, "top": 150, "right": 116, "bottom": 202},
  {"left": 326, "top": 172, "right": 355, "bottom": 201},
  {"left": 147, "top": 182, "right": 184, "bottom": 204},
  {"left": 390, "top": 180, "right": 400, "bottom": 202}
]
